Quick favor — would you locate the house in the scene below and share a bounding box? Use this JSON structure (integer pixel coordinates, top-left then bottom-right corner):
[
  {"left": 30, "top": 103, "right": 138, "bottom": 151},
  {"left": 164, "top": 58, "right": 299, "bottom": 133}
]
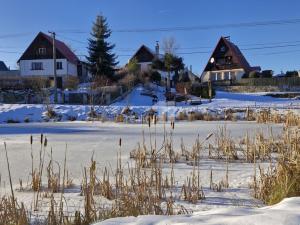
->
[
  {"left": 0, "top": 61, "right": 9, "bottom": 71},
  {"left": 128, "top": 42, "right": 163, "bottom": 72},
  {"left": 18, "top": 32, "right": 89, "bottom": 88},
  {"left": 201, "top": 36, "right": 261, "bottom": 82},
  {"left": 0, "top": 60, "right": 20, "bottom": 77}
]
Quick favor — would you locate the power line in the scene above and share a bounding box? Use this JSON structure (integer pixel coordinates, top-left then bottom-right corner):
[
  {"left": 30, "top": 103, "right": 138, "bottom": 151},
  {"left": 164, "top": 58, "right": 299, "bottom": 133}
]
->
[
  {"left": 258, "top": 49, "right": 300, "bottom": 56},
  {"left": 56, "top": 18, "right": 300, "bottom": 34},
  {"left": 0, "top": 50, "right": 22, "bottom": 54},
  {"left": 0, "top": 32, "right": 33, "bottom": 39},
  {"left": 241, "top": 43, "right": 300, "bottom": 51},
  {"left": 57, "top": 32, "right": 300, "bottom": 53}
]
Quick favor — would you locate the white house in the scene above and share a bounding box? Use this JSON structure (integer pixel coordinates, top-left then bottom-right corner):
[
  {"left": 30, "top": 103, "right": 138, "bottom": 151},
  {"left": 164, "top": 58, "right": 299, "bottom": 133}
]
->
[{"left": 18, "top": 32, "right": 89, "bottom": 87}]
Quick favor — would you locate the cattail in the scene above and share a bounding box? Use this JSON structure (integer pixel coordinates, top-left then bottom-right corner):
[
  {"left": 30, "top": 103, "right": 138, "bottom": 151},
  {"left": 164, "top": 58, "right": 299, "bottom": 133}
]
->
[
  {"left": 153, "top": 115, "right": 157, "bottom": 125},
  {"left": 148, "top": 117, "right": 151, "bottom": 128},
  {"left": 205, "top": 133, "right": 214, "bottom": 141},
  {"left": 119, "top": 138, "right": 122, "bottom": 147},
  {"left": 171, "top": 121, "right": 175, "bottom": 130},
  {"left": 30, "top": 135, "right": 33, "bottom": 145},
  {"left": 44, "top": 137, "right": 48, "bottom": 147},
  {"left": 209, "top": 169, "right": 213, "bottom": 189},
  {"left": 40, "top": 134, "right": 43, "bottom": 145}
]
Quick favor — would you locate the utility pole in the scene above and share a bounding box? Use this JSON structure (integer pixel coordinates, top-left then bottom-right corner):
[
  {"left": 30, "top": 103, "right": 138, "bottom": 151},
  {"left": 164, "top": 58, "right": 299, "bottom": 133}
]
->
[{"left": 49, "top": 31, "right": 57, "bottom": 104}]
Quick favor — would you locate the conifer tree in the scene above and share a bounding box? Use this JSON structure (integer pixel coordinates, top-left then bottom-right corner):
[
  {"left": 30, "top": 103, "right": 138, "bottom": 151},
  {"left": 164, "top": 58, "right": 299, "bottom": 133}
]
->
[{"left": 87, "top": 15, "right": 117, "bottom": 80}]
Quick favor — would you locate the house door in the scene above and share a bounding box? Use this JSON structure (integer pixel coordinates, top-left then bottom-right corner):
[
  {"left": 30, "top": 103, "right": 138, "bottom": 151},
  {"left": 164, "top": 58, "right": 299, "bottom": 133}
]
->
[
  {"left": 49, "top": 77, "right": 63, "bottom": 89},
  {"left": 57, "top": 77, "right": 62, "bottom": 89}
]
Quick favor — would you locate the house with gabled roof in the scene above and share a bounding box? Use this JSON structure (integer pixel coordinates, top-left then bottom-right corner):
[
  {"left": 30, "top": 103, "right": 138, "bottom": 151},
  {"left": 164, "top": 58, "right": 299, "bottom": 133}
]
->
[
  {"left": 18, "top": 32, "right": 89, "bottom": 87},
  {"left": 0, "top": 61, "right": 9, "bottom": 71},
  {"left": 201, "top": 36, "right": 261, "bottom": 82},
  {"left": 129, "top": 42, "right": 163, "bottom": 72}
]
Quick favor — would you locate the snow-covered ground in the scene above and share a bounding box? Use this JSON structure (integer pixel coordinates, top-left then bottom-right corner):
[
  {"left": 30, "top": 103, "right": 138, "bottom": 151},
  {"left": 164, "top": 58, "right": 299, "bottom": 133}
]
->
[
  {"left": 0, "top": 87, "right": 300, "bottom": 124},
  {"left": 96, "top": 197, "right": 300, "bottom": 225},
  {"left": 1, "top": 86, "right": 300, "bottom": 224},
  {"left": 1, "top": 121, "right": 297, "bottom": 225},
  {"left": 0, "top": 121, "right": 283, "bottom": 184}
]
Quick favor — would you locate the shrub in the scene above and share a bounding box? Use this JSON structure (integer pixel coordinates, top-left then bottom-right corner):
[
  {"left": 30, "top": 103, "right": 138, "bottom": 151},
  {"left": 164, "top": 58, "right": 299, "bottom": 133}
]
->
[
  {"left": 150, "top": 71, "right": 161, "bottom": 83},
  {"left": 248, "top": 71, "right": 260, "bottom": 78},
  {"left": 261, "top": 70, "right": 273, "bottom": 78},
  {"left": 285, "top": 71, "right": 299, "bottom": 77},
  {"left": 177, "top": 111, "right": 188, "bottom": 120},
  {"left": 242, "top": 73, "right": 249, "bottom": 78},
  {"left": 6, "top": 119, "right": 20, "bottom": 123},
  {"left": 67, "top": 115, "right": 77, "bottom": 121},
  {"left": 63, "top": 76, "right": 79, "bottom": 90},
  {"left": 46, "top": 106, "right": 57, "bottom": 119},
  {"left": 115, "top": 114, "right": 125, "bottom": 123},
  {"left": 191, "top": 84, "right": 215, "bottom": 99}
]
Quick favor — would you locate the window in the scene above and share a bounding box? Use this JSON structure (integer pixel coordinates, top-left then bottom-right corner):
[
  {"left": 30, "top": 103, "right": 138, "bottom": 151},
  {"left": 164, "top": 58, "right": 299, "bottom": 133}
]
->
[
  {"left": 31, "top": 62, "right": 43, "bottom": 70},
  {"left": 38, "top": 48, "right": 46, "bottom": 55},
  {"left": 220, "top": 46, "right": 226, "bottom": 52},
  {"left": 56, "top": 62, "right": 63, "bottom": 70},
  {"left": 224, "top": 72, "right": 230, "bottom": 80},
  {"left": 225, "top": 56, "right": 232, "bottom": 64},
  {"left": 230, "top": 71, "right": 235, "bottom": 80},
  {"left": 211, "top": 72, "right": 219, "bottom": 81},
  {"left": 216, "top": 58, "right": 225, "bottom": 65}
]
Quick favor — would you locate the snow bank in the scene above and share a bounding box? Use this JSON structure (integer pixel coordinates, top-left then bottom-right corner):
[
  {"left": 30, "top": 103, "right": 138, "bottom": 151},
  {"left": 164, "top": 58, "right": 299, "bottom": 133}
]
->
[
  {"left": 95, "top": 197, "right": 300, "bottom": 225},
  {"left": 0, "top": 88, "right": 300, "bottom": 123}
]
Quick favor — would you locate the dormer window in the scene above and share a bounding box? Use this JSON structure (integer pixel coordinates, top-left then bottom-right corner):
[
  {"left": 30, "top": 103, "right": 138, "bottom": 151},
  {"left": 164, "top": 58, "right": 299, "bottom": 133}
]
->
[
  {"left": 38, "top": 48, "right": 46, "bottom": 55},
  {"left": 226, "top": 56, "right": 232, "bottom": 64}
]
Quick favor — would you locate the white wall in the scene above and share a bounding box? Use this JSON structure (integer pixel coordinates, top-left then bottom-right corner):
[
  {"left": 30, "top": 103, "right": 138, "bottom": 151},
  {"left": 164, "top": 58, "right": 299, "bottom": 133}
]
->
[
  {"left": 201, "top": 69, "right": 245, "bottom": 82},
  {"left": 67, "top": 61, "right": 77, "bottom": 76},
  {"left": 138, "top": 62, "right": 152, "bottom": 72},
  {"left": 20, "top": 59, "right": 77, "bottom": 77}
]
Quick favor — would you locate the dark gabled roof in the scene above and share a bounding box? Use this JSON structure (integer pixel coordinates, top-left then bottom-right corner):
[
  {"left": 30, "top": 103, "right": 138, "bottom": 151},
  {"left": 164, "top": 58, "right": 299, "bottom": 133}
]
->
[
  {"left": 0, "top": 61, "right": 9, "bottom": 71},
  {"left": 41, "top": 32, "right": 79, "bottom": 64},
  {"left": 223, "top": 37, "right": 252, "bottom": 72},
  {"left": 18, "top": 32, "right": 79, "bottom": 64},
  {"left": 130, "top": 45, "right": 163, "bottom": 63},
  {"left": 130, "top": 45, "right": 155, "bottom": 63},
  {"left": 203, "top": 36, "right": 258, "bottom": 74}
]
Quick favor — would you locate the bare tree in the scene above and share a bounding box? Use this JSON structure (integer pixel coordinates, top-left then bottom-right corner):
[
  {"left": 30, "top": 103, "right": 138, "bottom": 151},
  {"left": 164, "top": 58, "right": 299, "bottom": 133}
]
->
[{"left": 162, "top": 37, "right": 179, "bottom": 55}]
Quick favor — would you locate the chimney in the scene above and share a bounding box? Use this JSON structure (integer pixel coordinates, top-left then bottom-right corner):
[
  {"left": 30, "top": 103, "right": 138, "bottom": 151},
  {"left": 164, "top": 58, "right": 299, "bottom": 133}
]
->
[{"left": 155, "top": 41, "right": 159, "bottom": 58}]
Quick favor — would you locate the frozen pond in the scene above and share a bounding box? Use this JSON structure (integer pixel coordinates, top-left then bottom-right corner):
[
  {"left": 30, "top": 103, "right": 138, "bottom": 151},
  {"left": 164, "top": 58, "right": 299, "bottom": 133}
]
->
[{"left": 0, "top": 121, "right": 283, "bottom": 185}]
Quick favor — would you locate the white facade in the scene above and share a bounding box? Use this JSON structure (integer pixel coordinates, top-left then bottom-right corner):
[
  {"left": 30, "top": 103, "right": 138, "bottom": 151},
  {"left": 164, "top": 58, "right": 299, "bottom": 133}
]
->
[
  {"left": 201, "top": 69, "right": 245, "bottom": 82},
  {"left": 138, "top": 62, "right": 152, "bottom": 72},
  {"left": 19, "top": 59, "right": 77, "bottom": 77}
]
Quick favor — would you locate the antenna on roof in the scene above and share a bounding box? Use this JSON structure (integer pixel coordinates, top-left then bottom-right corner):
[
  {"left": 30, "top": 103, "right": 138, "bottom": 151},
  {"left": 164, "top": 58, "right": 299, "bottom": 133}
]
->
[
  {"left": 224, "top": 36, "right": 231, "bottom": 41},
  {"left": 155, "top": 41, "right": 159, "bottom": 57}
]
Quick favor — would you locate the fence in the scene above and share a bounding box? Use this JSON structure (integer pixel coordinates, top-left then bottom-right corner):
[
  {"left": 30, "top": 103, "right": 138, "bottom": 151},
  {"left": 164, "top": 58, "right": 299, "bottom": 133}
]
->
[
  {"left": 0, "top": 76, "right": 50, "bottom": 90},
  {"left": 237, "top": 77, "right": 300, "bottom": 86}
]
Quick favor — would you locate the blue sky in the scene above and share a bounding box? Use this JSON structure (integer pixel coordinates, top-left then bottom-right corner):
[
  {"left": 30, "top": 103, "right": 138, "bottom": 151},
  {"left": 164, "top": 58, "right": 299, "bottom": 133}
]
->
[{"left": 1, "top": 0, "right": 300, "bottom": 74}]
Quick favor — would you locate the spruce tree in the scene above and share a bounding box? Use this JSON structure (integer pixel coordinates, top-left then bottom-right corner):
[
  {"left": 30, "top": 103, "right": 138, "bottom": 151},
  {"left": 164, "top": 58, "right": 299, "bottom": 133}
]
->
[{"left": 87, "top": 15, "right": 117, "bottom": 80}]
